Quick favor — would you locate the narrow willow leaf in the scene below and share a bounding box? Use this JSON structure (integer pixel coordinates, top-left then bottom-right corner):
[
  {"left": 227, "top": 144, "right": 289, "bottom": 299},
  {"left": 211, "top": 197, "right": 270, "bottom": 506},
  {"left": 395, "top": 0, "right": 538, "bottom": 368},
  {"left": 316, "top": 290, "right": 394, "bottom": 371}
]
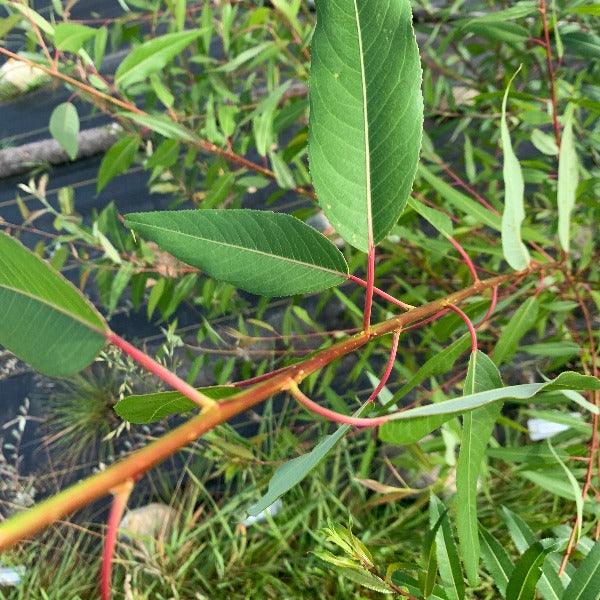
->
[
  {"left": 308, "top": 0, "right": 423, "bottom": 251},
  {"left": 0, "top": 232, "right": 107, "bottom": 376},
  {"left": 122, "top": 112, "right": 198, "bottom": 142},
  {"left": 501, "top": 507, "right": 564, "bottom": 600},
  {"left": 480, "top": 525, "right": 514, "bottom": 597},
  {"left": 247, "top": 418, "right": 354, "bottom": 516},
  {"left": 419, "top": 165, "right": 501, "bottom": 231},
  {"left": 548, "top": 441, "right": 583, "bottom": 543},
  {"left": 456, "top": 351, "right": 503, "bottom": 586},
  {"left": 115, "top": 386, "right": 238, "bottom": 423},
  {"left": 557, "top": 104, "right": 579, "bottom": 252},
  {"left": 421, "top": 512, "right": 443, "bottom": 598},
  {"left": 97, "top": 135, "right": 140, "bottom": 193},
  {"left": 54, "top": 23, "right": 96, "bottom": 53},
  {"left": 430, "top": 494, "right": 465, "bottom": 600},
  {"left": 506, "top": 540, "right": 562, "bottom": 600},
  {"left": 493, "top": 296, "right": 539, "bottom": 365},
  {"left": 500, "top": 67, "right": 530, "bottom": 270},
  {"left": 115, "top": 30, "right": 202, "bottom": 88},
  {"left": 49, "top": 102, "right": 79, "bottom": 160},
  {"left": 386, "top": 371, "right": 600, "bottom": 422},
  {"left": 563, "top": 538, "right": 600, "bottom": 600},
  {"left": 125, "top": 209, "right": 348, "bottom": 297},
  {"left": 408, "top": 197, "right": 454, "bottom": 238}
]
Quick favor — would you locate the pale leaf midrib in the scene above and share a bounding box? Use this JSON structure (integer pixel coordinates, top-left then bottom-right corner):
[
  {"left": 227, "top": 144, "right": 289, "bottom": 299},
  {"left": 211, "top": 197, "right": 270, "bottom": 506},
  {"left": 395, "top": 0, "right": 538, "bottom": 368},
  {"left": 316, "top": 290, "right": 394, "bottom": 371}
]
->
[{"left": 352, "top": 0, "right": 373, "bottom": 248}]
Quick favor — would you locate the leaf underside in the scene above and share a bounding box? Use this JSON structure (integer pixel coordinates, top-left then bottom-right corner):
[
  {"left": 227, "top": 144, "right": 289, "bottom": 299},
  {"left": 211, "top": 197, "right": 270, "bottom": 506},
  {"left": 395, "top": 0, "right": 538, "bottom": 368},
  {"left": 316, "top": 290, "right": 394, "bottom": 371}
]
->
[
  {"left": 308, "top": 0, "right": 423, "bottom": 252},
  {"left": 0, "top": 232, "right": 107, "bottom": 376},
  {"left": 125, "top": 209, "right": 348, "bottom": 297}
]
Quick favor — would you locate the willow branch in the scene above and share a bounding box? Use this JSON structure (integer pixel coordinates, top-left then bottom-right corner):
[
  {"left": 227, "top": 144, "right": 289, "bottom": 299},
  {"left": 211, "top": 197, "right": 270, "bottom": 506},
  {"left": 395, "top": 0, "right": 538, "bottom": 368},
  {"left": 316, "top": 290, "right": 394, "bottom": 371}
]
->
[{"left": 0, "top": 261, "right": 555, "bottom": 550}]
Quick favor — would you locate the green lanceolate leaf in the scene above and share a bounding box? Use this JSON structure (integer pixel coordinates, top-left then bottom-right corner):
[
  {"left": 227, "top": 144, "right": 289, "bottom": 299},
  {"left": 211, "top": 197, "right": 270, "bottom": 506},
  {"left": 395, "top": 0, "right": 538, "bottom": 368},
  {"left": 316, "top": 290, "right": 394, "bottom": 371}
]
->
[
  {"left": 493, "top": 296, "right": 539, "bottom": 365},
  {"left": 308, "top": 0, "right": 423, "bottom": 252},
  {"left": 500, "top": 67, "right": 530, "bottom": 271},
  {"left": 479, "top": 525, "right": 514, "bottom": 597},
  {"left": 49, "top": 102, "right": 79, "bottom": 160},
  {"left": 385, "top": 371, "right": 600, "bottom": 422},
  {"left": 563, "top": 538, "right": 600, "bottom": 600},
  {"left": 0, "top": 232, "right": 107, "bottom": 376},
  {"left": 97, "top": 134, "right": 140, "bottom": 193},
  {"left": 115, "top": 386, "right": 238, "bottom": 423},
  {"left": 115, "top": 29, "right": 202, "bottom": 88},
  {"left": 54, "top": 23, "right": 96, "bottom": 53},
  {"left": 501, "top": 507, "right": 564, "bottom": 600},
  {"left": 379, "top": 335, "right": 471, "bottom": 444},
  {"left": 247, "top": 418, "right": 353, "bottom": 516},
  {"left": 430, "top": 494, "right": 465, "bottom": 600},
  {"left": 557, "top": 104, "right": 579, "bottom": 252},
  {"left": 506, "top": 540, "right": 562, "bottom": 600},
  {"left": 125, "top": 209, "right": 349, "bottom": 297},
  {"left": 456, "top": 351, "right": 503, "bottom": 586}
]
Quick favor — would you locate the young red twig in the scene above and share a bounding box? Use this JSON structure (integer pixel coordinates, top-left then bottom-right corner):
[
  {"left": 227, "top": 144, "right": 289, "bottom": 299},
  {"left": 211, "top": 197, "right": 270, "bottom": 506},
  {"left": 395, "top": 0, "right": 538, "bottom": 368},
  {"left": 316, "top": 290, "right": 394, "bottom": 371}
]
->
[
  {"left": 447, "top": 235, "right": 479, "bottom": 282},
  {"left": 348, "top": 275, "right": 414, "bottom": 310},
  {"left": 368, "top": 330, "right": 401, "bottom": 403},
  {"left": 447, "top": 304, "right": 478, "bottom": 353},
  {"left": 107, "top": 332, "right": 215, "bottom": 410},
  {"left": 363, "top": 245, "right": 376, "bottom": 331},
  {"left": 288, "top": 383, "right": 390, "bottom": 428},
  {"left": 100, "top": 481, "right": 133, "bottom": 600},
  {"left": 538, "top": 0, "right": 562, "bottom": 149}
]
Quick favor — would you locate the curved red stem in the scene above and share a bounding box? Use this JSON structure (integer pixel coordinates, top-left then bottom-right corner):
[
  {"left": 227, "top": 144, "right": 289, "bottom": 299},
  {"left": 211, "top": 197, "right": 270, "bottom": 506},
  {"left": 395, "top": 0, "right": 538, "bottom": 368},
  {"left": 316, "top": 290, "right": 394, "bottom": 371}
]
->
[
  {"left": 447, "top": 304, "right": 478, "bottom": 353},
  {"left": 368, "top": 330, "right": 401, "bottom": 403},
  {"left": 100, "top": 482, "right": 133, "bottom": 600},
  {"left": 289, "top": 384, "right": 390, "bottom": 428},
  {"left": 477, "top": 285, "right": 498, "bottom": 329},
  {"left": 447, "top": 235, "right": 479, "bottom": 282}
]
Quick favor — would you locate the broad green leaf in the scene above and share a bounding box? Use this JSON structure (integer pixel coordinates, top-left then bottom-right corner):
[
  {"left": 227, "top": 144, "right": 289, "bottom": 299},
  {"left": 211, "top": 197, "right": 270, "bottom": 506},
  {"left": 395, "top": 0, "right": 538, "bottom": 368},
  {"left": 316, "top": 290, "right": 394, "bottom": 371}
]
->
[
  {"left": 0, "top": 232, "right": 107, "bottom": 376},
  {"left": 115, "top": 386, "right": 238, "bottom": 423},
  {"left": 493, "top": 296, "right": 539, "bottom": 365},
  {"left": 54, "top": 23, "right": 96, "bottom": 52},
  {"left": 557, "top": 105, "right": 579, "bottom": 252},
  {"left": 430, "top": 494, "right": 465, "bottom": 600},
  {"left": 456, "top": 351, "right": 503, "bottom": 586},
  {"left": 115, "top": 30, "right": 202, "bottom": 88},
  {"left": 49, "top": 102, "right": 79, "bottom": 160},
  {"left": 122, "top": 112, "right": 198, "bottom": 142},
  {"left": 308, "top": 0, "right": 423, "bottom": 252},
  {"left": 97, "top": 135, "right": 140, "bottom": 193},
  {"left": 247, "top": 409, "right": 361, "bottom": 515},
  {"left": 501, "top": 67, "right": 530, "bottom": 270},
  {"left": 563, "top": 538, "right": 600, "bottom": 600},
  {"left": 386, "top": 372, "right": 600, "bottom": 421},
  {"left": 506, "top": 540, "right": 562, "bottom": 600},
  {"left": 125, "top": 209, "right": 348, "bottom": 297},
  {"left": 480, "top": 525, "right": 514, "bottom": 597},
  {"left": 502, "top": 507, "right": 564, "bottom": 600}
]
